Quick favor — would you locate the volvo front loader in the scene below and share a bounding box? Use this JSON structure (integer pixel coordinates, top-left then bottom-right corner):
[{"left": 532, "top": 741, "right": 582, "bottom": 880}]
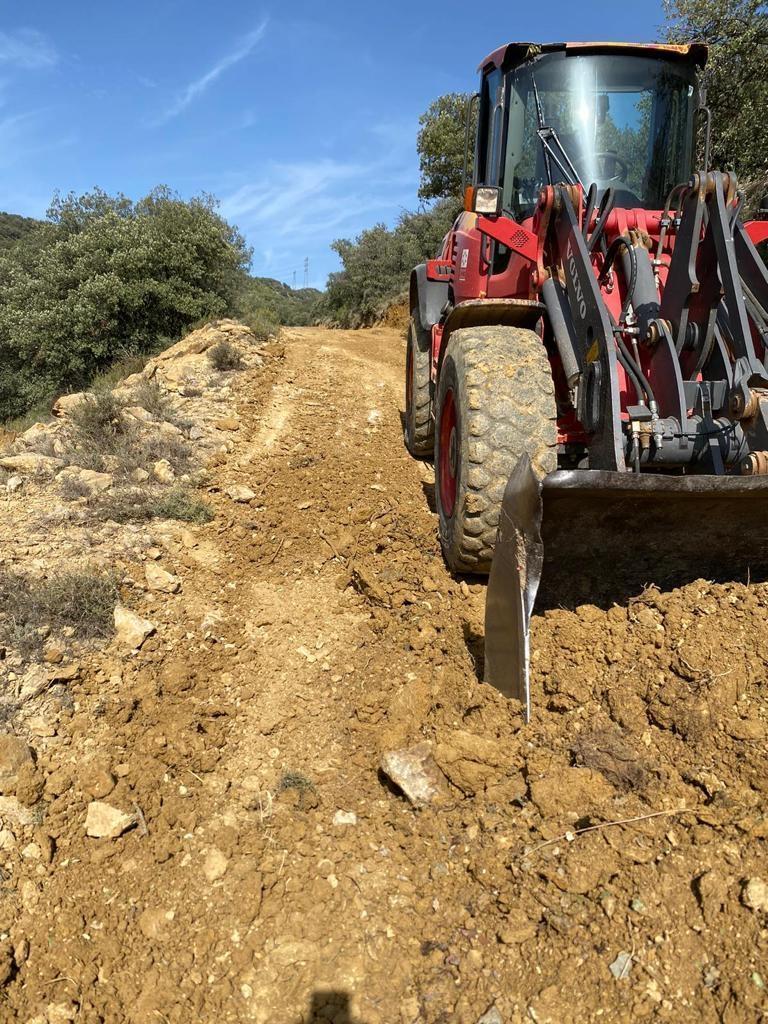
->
[{"left": 404, "top": 42, "right": 768, "bottom": 718}]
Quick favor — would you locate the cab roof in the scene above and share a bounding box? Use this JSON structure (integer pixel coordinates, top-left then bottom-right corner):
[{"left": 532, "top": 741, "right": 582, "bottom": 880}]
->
[{"left": 478, "top": 41, "right": 708, "bottom": 73}]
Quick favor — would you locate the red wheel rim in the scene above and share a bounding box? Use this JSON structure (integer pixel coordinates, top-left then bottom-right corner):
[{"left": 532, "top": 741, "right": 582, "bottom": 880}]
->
[{"left": 439, "top": 387, "right": 458, "bottom": 516}]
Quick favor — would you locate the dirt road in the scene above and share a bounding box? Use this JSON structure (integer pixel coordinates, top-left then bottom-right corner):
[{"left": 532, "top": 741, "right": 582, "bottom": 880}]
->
[{"left": 3, "top": 325, "right": 768, "bottom": 1024}]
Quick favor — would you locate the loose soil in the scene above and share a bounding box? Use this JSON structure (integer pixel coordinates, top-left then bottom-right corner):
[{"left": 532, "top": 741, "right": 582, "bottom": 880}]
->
[{"left": 1, "top": 325, "right": 768, "bottom": 1024}]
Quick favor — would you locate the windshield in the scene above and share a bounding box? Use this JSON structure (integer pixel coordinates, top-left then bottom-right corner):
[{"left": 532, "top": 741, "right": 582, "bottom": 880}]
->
[{"left": 503, "top": 52, "right": 698, "bottom": 216}]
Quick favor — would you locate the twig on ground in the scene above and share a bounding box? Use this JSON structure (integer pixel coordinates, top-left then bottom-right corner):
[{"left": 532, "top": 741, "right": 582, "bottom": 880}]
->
[{"left": 530, "top": 807, "right": 695, "bottom": 854}]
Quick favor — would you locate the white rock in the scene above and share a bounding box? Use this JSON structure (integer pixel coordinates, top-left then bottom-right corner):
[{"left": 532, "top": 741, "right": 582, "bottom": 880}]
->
[
  {"left": 85, "top": 801, "right": 136, "bottom": 839},
  {"left": 123, "top": 405, "right": 155, "bottom": 423},
  {"left": 226, "top": 484, "right": 256, "bottom": 503},
  {"left": 743, "top": 877, "right": 768, "bottom": 912},
  {"left": 332, "top": 810, "right": 358, "bottom": 826},
  {"left": 0, "top": 453, "right": 64, "bottom": 475},
  {"left": 203, "top": 847, "right": 229, "bottom": 882},
  {"left": 131, "top": 467, "right": 150, "bottom": 484},
  {"left": 144, "top": 562, "right": 180, "bottom": 594},
  {"left": 113, "top": 604, "right": 155, "bottom": 650},
  {"left": 52, "top": 392, "right": 91, "bottom": 417},
  {"left": 189, "top": 426, "right": 205, "bottom": 441},
  {"left": 6, "top": 475, "right": 23, "bottom": 493},
  {"left": 380, "top": 741, "right": 446, "bottom": 806},
  {"left": 152, "top": 459, "right": 175, "bottom": 484},
  {"left": 58, "top": 467, "right": 113, "bottom": 494}
]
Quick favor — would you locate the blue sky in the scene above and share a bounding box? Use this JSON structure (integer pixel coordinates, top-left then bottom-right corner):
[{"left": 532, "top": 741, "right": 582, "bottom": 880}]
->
[{"left": 0, "top": 1, "right": 667, "bottom": 288}]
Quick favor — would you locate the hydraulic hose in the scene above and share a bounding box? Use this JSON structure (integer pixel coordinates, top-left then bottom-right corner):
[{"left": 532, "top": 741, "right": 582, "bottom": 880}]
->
[
  {"left": 583, "top": 183, "right": 598, "bottom": 244},
  {"left": 586, "top": 188, "right": 616, "bottom": 254},
  {"left": 600, "top": 235, "right": 638, "bottom": 322}
]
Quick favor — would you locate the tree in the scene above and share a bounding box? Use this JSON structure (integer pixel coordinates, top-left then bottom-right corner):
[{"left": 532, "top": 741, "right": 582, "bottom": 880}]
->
[
  {"left": 664, "top": 0, "right": 768, "bottom": 196},
  {"left": 417, "top": 93, "right": 474, "bottom": 202},
  {"left": 0, "top": 187, "right": 251, "bottom": 419}
]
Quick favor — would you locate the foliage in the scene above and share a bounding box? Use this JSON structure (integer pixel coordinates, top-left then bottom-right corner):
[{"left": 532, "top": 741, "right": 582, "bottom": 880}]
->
[
  {"left": 234, "top": 276, "right": 320, "bottom": 327},
  {"left": 417, "top": 93, "right": 475, "bottom": 202},
  {"left": 664, "top": 0, "right": 768, "bottom": 202},
  {"left": 0, "top": 211, "right": 44, "bottom": 251},
  {"left": 208, "top": 340, "right": 244, "bottom": 371},
  {"left": 319, "top": 199, "right": 460, "bottom": 327},
  {"left": 0, "top": 186, "right": 251, "bottom": 420}
]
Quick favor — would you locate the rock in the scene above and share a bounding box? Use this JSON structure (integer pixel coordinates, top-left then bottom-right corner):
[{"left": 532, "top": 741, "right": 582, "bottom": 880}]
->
[
  {"left": 609, "top": 951, "right": 634, "bottom": 980},
  {"left": 214, "top": 417, "right": 240, "bottom": 431},
  {"left": 123, "top": 405, "right": 155, "bottom": 423},
  {"left": 6, "top": 475, "right": 23, "bottom": 493},
  {"left": 46, "top": 1002, "right": 78, "bottom": 1023},
  {"left": 203, "top": 847, "right": 229, "bottom": 882},
  {"left": 43, "top": 644, "right": 65, "bottom": 664},
  {"left": 497, "top": 909, "right": 537, "bottom": 945},
  {"left": 85, "top": 801, "right": 136, "bottom": 839},
  {"left": 58, "top": 467, "right": 113, "bottom": 493},
  {"left": 332, "top": 810, "right": 357, "bottom": 826},
  {"left": 152, "top": 459, "right": 175, "bottom": 484},
  {"left": 189, "top": 425, "right": 205, "bottom": 440},
  {"left": 0, "top": 829, "right": 15, "bottom": 850},
  {"left": 113, "top": 604, "right": 156, "bottom": 651},
  {"left": 726, "top": 718, "right": 767, "bottom": 741},
  {"left": 380, "top": 741, "right": 446, "bottom": 806},
  {"left": 52, "top": 392, "right": 91, "bottom": 417},
  {"left": 81, "top": 766, "right": 116, "bottom": 800},
  {"left": 144, "top": 562, "right": 181, "bottom": 594},
  {"left": 477, "top": 1008, "right": 503, "bottom": 1024},
  {"left": 743, "top": 877, "right": 768, "bottom": 912},
  {"left": 0, "top": 796, "right": 37, "bottom": 827},
  {"left": 138, "top": 907, "right": 174, "bottom": 940},
  {"left": 434, "top": 730, "right": 516, "bottom": 797},
  {"left": 0, "top": 734, "right": 34, "bottom": 795},
  {"left": 696, "top": 870, "right": 731, "bottom": 924},
  {"left": 226, "top": 484, "right": 256, "bottom": 503},
  {"left": 0, "top": 453, "right": 64, "bottom": 475},
  {"left": 47, "top": 663, "right": 80, "bottom": 683},
  {"left": 131, "top": 467, "right": 150, "bottom": 484}
]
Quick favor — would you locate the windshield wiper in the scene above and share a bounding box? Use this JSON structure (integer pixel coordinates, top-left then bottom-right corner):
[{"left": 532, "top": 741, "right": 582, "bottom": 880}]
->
[{"left": 531, "top": 73, "right": 585, "bottom": 192}]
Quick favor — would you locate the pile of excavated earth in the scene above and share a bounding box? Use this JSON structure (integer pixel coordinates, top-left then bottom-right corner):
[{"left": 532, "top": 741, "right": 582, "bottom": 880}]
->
[{"left": 0, "top": 321, "right": 766, "bottom": 1024}]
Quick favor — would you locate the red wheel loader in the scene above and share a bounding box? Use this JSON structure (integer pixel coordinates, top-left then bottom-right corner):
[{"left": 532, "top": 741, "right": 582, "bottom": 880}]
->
[{"left": 404, "top": 42, "right": 768, "bottom": 718}]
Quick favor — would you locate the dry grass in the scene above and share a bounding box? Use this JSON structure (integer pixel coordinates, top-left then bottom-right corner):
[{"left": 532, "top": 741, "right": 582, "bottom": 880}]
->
[
  {"left": 208, "top": 341, "right": 244, "bottom": 372},
  {"left": 96, "top": 485, "right": 213, "bottom": 524},
  {"left": 0, "top": 568, "right": 119, "bottom": 658}
]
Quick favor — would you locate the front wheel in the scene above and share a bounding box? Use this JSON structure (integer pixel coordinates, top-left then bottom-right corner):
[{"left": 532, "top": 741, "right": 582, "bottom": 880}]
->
[{"left": 435, "top": 325, "right": 558, "bottom": 574}]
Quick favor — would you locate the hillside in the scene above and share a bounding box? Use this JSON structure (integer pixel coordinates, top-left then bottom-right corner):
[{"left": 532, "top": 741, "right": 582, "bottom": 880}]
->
[
  {"left": 0, "top": 211, "right": 45, "bottom": 251},
  {"left": 238, "top": 275, "right": 321, "bottom": 327}
]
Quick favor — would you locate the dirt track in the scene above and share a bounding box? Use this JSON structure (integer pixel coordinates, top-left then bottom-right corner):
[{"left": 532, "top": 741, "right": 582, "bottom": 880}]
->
[{"left": 3, "top": 325, "right": 768, "bottom": 1023}]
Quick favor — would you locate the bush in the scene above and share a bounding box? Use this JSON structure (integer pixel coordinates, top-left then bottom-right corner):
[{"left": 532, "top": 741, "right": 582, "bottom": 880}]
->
[
  {"left": 242, "top": 307, "right": 279, "bottom": 343},
  {"left": 97, "top": 485, "right": 213, "bottom": 524},
  {"left": 318, "top": 199, "right": 460, "bottom": 328},
  {"left": 0, "top": 186, "right": 251, "bottom": 420},
  {"left": 208, "top": 341, "right": 244, "bottom": 371},
  {"left": 133, "top": 379, "right": 171, "bottom": 420},
  {"left": 0, "top": 568, "right": 118, "bottom": 657}
]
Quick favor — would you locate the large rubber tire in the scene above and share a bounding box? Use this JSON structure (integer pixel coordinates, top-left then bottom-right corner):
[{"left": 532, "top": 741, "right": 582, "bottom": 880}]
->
[
  {"left": 404, "top": 315, "right": 434, "bottom": 457},
  {"left": 435, "top": 325, "right": 558, "bottom": 574}
]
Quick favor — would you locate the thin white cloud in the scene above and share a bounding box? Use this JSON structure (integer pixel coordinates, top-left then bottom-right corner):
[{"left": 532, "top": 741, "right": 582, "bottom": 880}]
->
[
  {"left": 156, "top": 18, "right": 268, "bottom": 124},
  {"left": 0, "top": 29, "right": 57, "bottom": 70}
]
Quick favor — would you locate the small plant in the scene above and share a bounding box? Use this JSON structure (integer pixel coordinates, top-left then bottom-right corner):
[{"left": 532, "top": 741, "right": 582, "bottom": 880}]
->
[
  {"left": 60, "top": 475, "right": 91, "bottom": 501},
  {"left": 65, "top": 392, "right": 135, "bottom": 471},
  {"left": 133, "top": 378, "right": 171, "bottom": 420},
  {"left": 208, "top": 340, "right": 244, "bottom": 371},
  {"left": 278, "top": 770, "right": 314, "bottom": 793},
  {"left": 0, "top": 568, "right": 119, "bottom": 658},
  {"left": 244, "top": 310, "right": 279, "bottom": 345},
  {"left": 97, "top": 485, "right": 213, "bottom": 524}
]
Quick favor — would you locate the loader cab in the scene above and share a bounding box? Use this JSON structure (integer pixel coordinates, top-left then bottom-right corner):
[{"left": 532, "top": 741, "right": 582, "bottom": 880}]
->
[{"left": 474, "top": 43, "right": 704, "bottom": 220}]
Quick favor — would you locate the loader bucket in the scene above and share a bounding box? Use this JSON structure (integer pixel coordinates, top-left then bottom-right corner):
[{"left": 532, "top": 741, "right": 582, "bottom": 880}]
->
[{"left": 485, "top": 458, "right": 768, "bottom": 720}]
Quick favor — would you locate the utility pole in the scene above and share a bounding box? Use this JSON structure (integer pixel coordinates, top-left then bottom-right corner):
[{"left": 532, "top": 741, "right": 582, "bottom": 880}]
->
[
  {"left": 303, "top": 257, "right": 309, "bottom": 289},
  {"left": 292, "top": 270, "right": 296, "bottom": 288}
]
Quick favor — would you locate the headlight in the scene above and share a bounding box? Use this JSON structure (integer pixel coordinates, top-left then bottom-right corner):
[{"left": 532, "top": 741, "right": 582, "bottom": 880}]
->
[{"left": 473, "top": 186, "right": 502, "bottom": 216}]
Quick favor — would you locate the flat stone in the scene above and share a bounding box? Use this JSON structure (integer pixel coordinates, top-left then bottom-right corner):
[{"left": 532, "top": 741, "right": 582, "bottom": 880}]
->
[
  {"left": 0, "top": 453, "right": 64, "bottom": 475},
  {"left": 144, "top": 562, "right": 181, "bottom": 594},
  {"left": 113, "top": 605, "right": 156, "bottom": 651},
  {"left": 214, "top": 417, "right": 240, "bottom": 431},
  {"left": 380, "top": 741, "right": 446, "bottom": 806},
  {"left": 203, "top": 847, "right": 229, "bottom": 882},
  {"left": 226, "top": 484, "right": 256, "bottom": 503},
  {"left": 58, "top": 467, "right": 113, "bottom": 493},
  {"left": 332, "top": 810, "right": 357, "bottom": 826},
  {"left": 85, "top": 801, "right": 136, "bottom": 839},
  {"left": 0, "top": 734, "right": 34, "bottom": 795}
]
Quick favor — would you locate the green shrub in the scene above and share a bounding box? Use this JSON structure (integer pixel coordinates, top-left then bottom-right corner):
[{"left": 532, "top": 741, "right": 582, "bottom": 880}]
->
[{"left": 243, "top": 308, "right": 279, "bottom": 343}]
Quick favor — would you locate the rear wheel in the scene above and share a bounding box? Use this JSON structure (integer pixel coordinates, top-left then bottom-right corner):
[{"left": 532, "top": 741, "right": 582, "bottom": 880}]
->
[
  {"left": 435, "top": 325, "right": 558, "bottom": 574},
  {"left": 404, "top": 315, "right": 434, "bottom": 457}
]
